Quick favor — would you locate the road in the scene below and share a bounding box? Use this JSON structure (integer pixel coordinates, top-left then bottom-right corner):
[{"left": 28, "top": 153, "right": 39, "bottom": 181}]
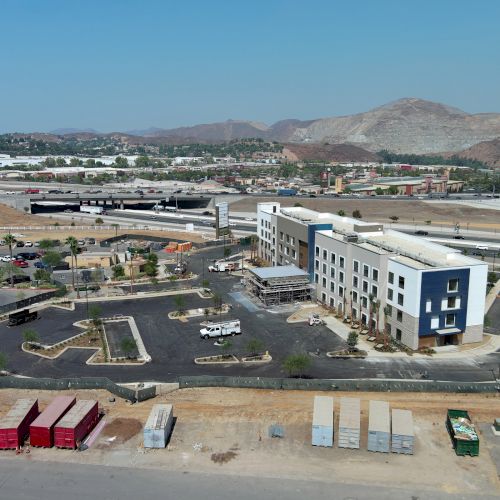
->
[{"left": 0, "top": 458, "right": 491, "bottom": 500}]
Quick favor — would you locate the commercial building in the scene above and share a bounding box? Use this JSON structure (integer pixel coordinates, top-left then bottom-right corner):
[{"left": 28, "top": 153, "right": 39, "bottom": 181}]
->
[{"left": 257, "top": 203, "right": 487, "bottom": 349}]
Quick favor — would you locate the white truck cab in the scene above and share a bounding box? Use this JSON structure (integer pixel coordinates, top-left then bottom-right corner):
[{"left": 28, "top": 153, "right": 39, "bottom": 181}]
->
[{"left": 200, "top": 320, "right": 241, "bottom": 339}]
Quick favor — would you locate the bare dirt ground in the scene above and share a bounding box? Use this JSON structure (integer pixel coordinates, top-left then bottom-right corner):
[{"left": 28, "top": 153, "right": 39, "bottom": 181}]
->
[
  {"left": 0, "top": 203, "right": 75, "bottom": 227},
  {"left": 231, "top": 197, "right": 500, "bottom": 230},
  {"left": 0, "top": 387, "right": 498, "bottom": 496}
]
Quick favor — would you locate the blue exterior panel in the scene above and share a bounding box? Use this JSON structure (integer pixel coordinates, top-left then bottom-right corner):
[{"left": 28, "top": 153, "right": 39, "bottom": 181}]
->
[
  {"left": 307, "top": 224, "right": 333, "bottom": 278},
  {"left": 418, "top": 269, "right": 469, "bottom": 337}
]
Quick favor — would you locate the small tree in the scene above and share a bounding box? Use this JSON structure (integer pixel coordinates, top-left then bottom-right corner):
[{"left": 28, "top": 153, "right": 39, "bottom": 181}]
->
[
  {"left": 42, "top": 250, "right": 62, "bottom": 267},
  {"left": 246, "top": 338, "right": 264, "bottom": 356},
  {"left": 221, "top": 339, "right": 233, "bottom": 358},
  {"left": 212, "top": 293, "right": 223, "bottom": 312},
  {"left": 223, "top": 247, "right": 232, "bottom": 258},
  {"left": 34, "top": 269, "right": 51, "bottom": 282},
  {"left": 0, "top": 352, "right": 8, "bottom": 372},
  {"left": 283, "top": 353, "right": 311, "bottom": 378},
  {"left": 337, "top": 209, "right": 346, "bottom": 217},
  {"left": 146, "top": 253, "right": 158, "bottom": 265},
  {"left": 143, "top": 261, "right": 158, "bottom": 277},
  {"left": 487, "top": 272, "right": 497, "bottom": 284},
  {"left": 112, "top": 264, "right": 125, "bottom": 279},
  {"left": 425, "top": 220, "right": 432, "bottom": 225},
  {"left": 120, "top": 337, "right": 137, "bottom": 358},
  {"left": 88, "top": 304, "right": 102, "bottom": 327},
  {"left": 174, "top": 294, "right": 186, "bottom": 314},
  {"left": 95, "top": 217, "right": 104, "bottom": 225},
  {"left": 202, "top": 279, "right": 210, "bottom": 290},
  {"left": 23, "top": 329, "right": 39, "bottom": 346},
  {"left": 38, "top": 239, "right": 54, "bottom": 250},
  {"left": 347, "top": 331, "right": 359, "bottom": 350},
  {"left": 352, "top": 209, "right": 362, "bottom": 219},
  {"left": 294, "top": 202, "right": 303, "bottom": 207},
  {"left": 389, "top": 216, "right": 399, "bottom": 223}
]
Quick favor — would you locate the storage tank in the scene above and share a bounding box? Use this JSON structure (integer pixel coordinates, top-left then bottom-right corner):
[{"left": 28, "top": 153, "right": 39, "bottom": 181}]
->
[
  {"left": 367, "top": 400, "right": 390, "bottom": 453},
  {"left": 391, "top": 409, "right": 414, "bottom": 455},
  {"left": 144, "top": 404, "right": 173, "bottom": 449},
  {"left": 30, "top": 395, "right": 76, "bottom": 447},
  {"left": 311, "top": 396, "right": 334, "bottom": 447},
  {"left": 338, "top": 397, "right": 360, "bottom": 449},
  {"left": 0, "top": 399, "right": 39, "bottom": 449},
  {"left": 54, "top": 400, "right": 99, "bottom": 449}
]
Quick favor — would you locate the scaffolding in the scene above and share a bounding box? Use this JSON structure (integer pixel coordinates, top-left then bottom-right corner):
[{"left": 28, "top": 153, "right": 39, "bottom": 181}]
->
[{"left": 247, "top": 266, "right": 312, "bottom": 306}]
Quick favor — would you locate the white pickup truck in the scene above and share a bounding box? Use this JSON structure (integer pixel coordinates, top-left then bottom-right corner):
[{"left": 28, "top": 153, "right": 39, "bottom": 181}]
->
[{"left": 200, "top": 320, "right": 241, "bottom": 339}]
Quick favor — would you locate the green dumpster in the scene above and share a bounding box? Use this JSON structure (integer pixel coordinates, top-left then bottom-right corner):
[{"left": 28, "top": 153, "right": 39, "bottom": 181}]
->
[{"left": 446, "top": 409, "right": 479, "bottom": 457}]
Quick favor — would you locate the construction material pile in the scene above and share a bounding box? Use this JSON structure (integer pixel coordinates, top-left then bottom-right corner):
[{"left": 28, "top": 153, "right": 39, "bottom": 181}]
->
[{"left": 450, "top": 416, "right": 478, "bottom": 441}]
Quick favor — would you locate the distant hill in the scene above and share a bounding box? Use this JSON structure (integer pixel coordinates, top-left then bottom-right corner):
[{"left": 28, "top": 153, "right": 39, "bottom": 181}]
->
[
  {"left": 453, "top": 138, "right": 500, "bottom": 168},
  {"left": 50, "top": 128, "right": 100, "bottom": 135},
  {"left": 283, "top": 143, "right": 379, "bottom": 162}
]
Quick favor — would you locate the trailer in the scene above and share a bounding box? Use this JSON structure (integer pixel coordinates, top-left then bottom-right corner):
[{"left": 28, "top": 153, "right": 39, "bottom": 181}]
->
[
  {"left": 446, "top": 409, "right": 479, "bottom": 456},
  {"left": 367, "top": 400, "right": 390, "bottom": 453},
  {"left": 338, "top": 397, "right": 360, "bottom": 449},
  {"left": 8, "top": 309, "right": 38, "bottom": 326},
  {"left": 80, "top": 205, "right": 106, "bottom": 215},
  {"left": 311, "top": 396, "right": 334, "bottom": 447},
  {"left": 391, "top": 409, "right": 414, "bottom": 455},
  {"left": 30, "top": 395, "right": 76, "bottom": 447},
  {"left": 54, "top": 400, "right": 99, "bottom": 449},
  {"left": 144, "top": 404, "right": 174, "bottom": 448},
  {"left": 0, "top": 399, "right": 39, "bottom": 449}
]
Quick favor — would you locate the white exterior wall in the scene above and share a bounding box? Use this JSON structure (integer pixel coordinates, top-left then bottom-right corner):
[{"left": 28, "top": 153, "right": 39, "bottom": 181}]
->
[
  {"left": 386, "top": 260, "right": 422, "bottom": 317},
  {"left": 257, "top": 202, "right": 279, "bottom": 265},
  {"left": 466, "top": 263, "right": 488, "bottom": 327}
]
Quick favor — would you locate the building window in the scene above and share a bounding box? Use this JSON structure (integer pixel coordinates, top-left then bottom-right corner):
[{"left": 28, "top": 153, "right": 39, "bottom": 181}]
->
[
  {"left": 448, "top": 278, "right": 459, "bottom": 292},
  {"left": 387, "top": 288, "right": 393, "bottom": 301},
  {"left": 290, "top": 236, "right": 295, "bottom": 245},
  {"left": 339, "top": 256, "right": 345, "bottom": 268},
  {"left": 329, "top": 297, "right": 335, "bottom": 308},
  {"left": 286, "top": 234, "right": 290, "bottom": 243},
  {"left": 280, "top": 232, "right": 283, "bottom": 241},
  {"left": 322, "top": 263, "right": 327, "bottom": 274},
  {"left": 447, "top": 296, "right": 457, "bottom": 309},
  {"left": 361, "top": 296, "right": 368, "bottom": 308},
  {"left": 322, "top": 249, "right": 327, "bottom": 260},
  {"left": 315, "top": 246, "right": 319, "bottom": 256},
  {"left": 396, "top": 329, "right": 402, "bottom": 341},
  {"left": 371, "top": 284, "right": 378, "bottom": 297},
  {"left": 388, "top": 272, "right": 394, "bottom": 285},
  {"left": 372, "top": 268, "right": 379, "bottom": 282},
  {"left": 386, "top": 304, "right": 392, "bottom": 316},
  {"left": 339, "top": 271, "right": 344, "bottom": 284},
  {"left": 362, "top": 280, "right": 368, "bottom": 293},
  {"left": 352, "top": 308, "right": 358, "bottom": 319},
  {"left": 362, "top": 313, "right": 368, "bottom": 326},
  {"left": 279, "top": 244, "right": 283, "bottom": 252},
  {"left": 315, "top": 259, "right": 319, "bottom": 270},
  {"left": 352, "top": 291, "right": 358, "bottom": 303},
  {"left": 398, "top": 276, "right": 405, "bottom": 289},
  {"left": 285, "top": 246, "right": 289, "bottom": 255},
  {"left": 272, "top": 227, "right": 275, "bottom": 234},
  {"left": 426, "top": 299, "right": 432, "bottom": 313},
  {"left": 353, "top": 260, "right": 359, "bottom": 273},
  {"left": 431, "top": 316, "right": 439, "bottom": 329},
  {"left": 363, "top": 264, "right": 369, "bottom": 277},
  {"left": 330, "top": 252, "right": 336, "bottom": 264},
  {"left": 396, "top": 309, "right": 403, "bottom": 322},
  {"left": 386, "top": 323, "right": 391, "bottom": 336},
  {"left": 339, "top": 285, "right": 344, "bottom": 298},
  {"left": 397, "top": 293, "right": 404, "bottom": 306},
  {"left": 322, "top": 277, "right": 327, "bottom": 288},
  {"left": 330, "top": 267, "right": 335, "bottom": 279},
  {"left": 314, "top": 273, "right": 319, "bottom": 283},
  {"left": 352, "top": 276, "right": 359, "bottom": 288},
  {"left": 321, "top": 292, "right": 327, "bottom": 303},
  {"left": 292, "top": 250, "right": 296, "bottom": 259},
  {"left": 445, "top": 313, "right": 456, "bottom": 327},
  {"left": 330, "top": 282, "right": 335, "bottom": 292}
]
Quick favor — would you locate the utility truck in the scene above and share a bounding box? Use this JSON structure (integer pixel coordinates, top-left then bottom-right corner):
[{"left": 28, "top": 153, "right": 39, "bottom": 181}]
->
[
  {"left": 200, "top": 319, "right": 241, "bottom": 339},
  {"left": 208, "top": 261, "right": 240, "bottom": 272}
]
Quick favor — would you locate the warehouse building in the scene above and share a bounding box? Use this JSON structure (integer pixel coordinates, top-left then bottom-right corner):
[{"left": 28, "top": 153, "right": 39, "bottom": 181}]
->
[{"left": 257, "top": 203, "right": 487, "bottom": 349}]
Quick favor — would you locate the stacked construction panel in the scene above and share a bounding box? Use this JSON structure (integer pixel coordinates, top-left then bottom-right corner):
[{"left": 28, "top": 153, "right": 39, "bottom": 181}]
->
[
  {"left": 338, "top": 397, "right": 360, "bottom": 449},
  {"left": 311, "top": 396, "right": 334, "bottom": 447},
  {"left": 391, "top": 409, "right": 414, "bottom": 455},
  {"left": 367, "top": 400, "right": 390, "bottom": 453}
]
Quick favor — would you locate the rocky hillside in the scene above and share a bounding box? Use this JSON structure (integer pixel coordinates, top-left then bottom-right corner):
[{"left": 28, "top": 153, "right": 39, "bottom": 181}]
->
[
  {"left": 283, "top": 143, "right": 379, "bottom": 162},
  {"left": 453, "top": 138, "right": 500, "bottom": 168}
]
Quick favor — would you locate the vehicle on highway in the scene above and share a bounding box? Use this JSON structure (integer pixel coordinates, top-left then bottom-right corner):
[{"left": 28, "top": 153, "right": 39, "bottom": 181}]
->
[
  {"left": 24, "top": 188, "right": 40, "bottom": 194},
  {"left": 476, "top": 245, "right": 489, "bottom": 251},
  {"left": 13, "top": 259, "right": 29, "bottom": 268},
  {"left": 414, "top": 230, "right": 428, "bottom": 236},
  {"left": 244, "top": 217, "right": 255, "bottom": 221},
  {"left": 453, "top": 235, "right": 465, "bottom": 240},
  {"left": 48, "top": 189, "right": 63, "bottom": 194},
  {"left": 63, "top": 209, "right": 73, "bottom": 213},
  {"left": 80, "top": 205, "right": 106, "bottom": 215},
  {"left": 200, "top": 319, "right": 241, "bottom": 339}
]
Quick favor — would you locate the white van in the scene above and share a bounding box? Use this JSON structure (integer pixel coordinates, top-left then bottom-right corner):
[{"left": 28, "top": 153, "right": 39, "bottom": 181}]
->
[
  {"left": 476, "top": 245, "right": 489, "bottom": 251},
  {"left": 200, "top": 320, "right": 241, "bottom": 339}
]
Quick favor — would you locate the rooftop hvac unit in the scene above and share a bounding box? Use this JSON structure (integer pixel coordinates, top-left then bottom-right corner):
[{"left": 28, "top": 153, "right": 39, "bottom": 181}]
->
[{"left": 345, "top": 234, "right": 358, "bottom": 243}]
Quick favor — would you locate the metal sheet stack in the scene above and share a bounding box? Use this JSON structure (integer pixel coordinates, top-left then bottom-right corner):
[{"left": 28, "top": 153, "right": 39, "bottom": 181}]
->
[
  {"left": 367, "top": 400, "right": 390, "bottom": 453},
  {"left": 143, "top": 404, "right": 173, "bottom": 449},
  {"left": 338, "top": 397, "right": 360, "bottom": 449},
  {"left": 391, "top": 409, "right": 414, "bottom": 455},
  {"left": 311, "top": 396, "right": 334, "bottom": 447}
]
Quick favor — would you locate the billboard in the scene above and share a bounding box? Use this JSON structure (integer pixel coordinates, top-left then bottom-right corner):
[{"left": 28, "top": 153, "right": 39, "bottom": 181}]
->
[{"left": 215, "top": 202, "right": 229, "bottom": 238}]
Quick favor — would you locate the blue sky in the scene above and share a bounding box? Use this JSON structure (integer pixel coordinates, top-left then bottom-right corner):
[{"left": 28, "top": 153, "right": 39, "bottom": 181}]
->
[{"left": 1, "top": 0, "right": 499, "bottom": 132}]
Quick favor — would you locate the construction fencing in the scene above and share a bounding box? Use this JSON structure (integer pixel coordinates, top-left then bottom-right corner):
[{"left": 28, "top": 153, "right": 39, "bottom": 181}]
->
[
  {"left": 0, "top": 290, "right": 58, "bottom": 315},
  {"left": 0, "top": 376, "right": 156, "bottom": 403},
  {"left": 178, "top": 376, "right": 500, "bottom": 394}
]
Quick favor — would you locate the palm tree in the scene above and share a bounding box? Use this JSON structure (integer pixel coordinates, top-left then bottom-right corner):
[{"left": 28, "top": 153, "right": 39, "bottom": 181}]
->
[
  {"left": 65, "top": 236, "right": 80, "bottom": 298},
  {"left": 349, "top": 291, "right": 353, "bottom": 327},
  {"left": 383, "top": 305, "right": 391, "bottom": 347},
  {"left": 368, "top": 293, "right": 375, "bottom": 336},
  {"left": 373, "top": 299, "right": 381, "bottom": 342},
  {"left": 3, "top": 234, "right": 16, "bottom": 286},
  {"left": 65, "top": 236, "right": 78, "bottom": 290}
]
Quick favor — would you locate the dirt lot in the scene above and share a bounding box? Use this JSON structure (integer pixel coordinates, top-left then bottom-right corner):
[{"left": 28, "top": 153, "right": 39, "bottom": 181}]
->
[
  {"left": 231, "top": 197, "right": 500, "bottom": 230},
  {"left": 0, "top": 387, "right": 498, "bottom": 495},
  {"left": 0, "top": 203, "right": 74, "bottom": 227}
]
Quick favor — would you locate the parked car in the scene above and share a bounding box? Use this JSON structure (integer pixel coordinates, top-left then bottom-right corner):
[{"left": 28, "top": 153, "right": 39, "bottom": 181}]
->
[
  {"left": 77, "top": 239, "right": 86, "bottom": 245},
  {"left": 13, "top": 259, "right": 29, "bottom": 268},
  {"left": 86, "top": 238, "right": 96, "bottom": 245},
  {"left": 453, "top": 235, "right": 465, "bottom": 240},
  {"left": 3, "top": 275, "right": 31, "bottom": 285},
  {"left": 24, "top": 241, "right": 33, "bottom": 247},
  {"left": 0, "top": 255, "right": 15, "bottom": 262},
  {"left": 16, "top": 252, "right": 39, "bottom": 260},
  {"left": 414, "top": 230, "right": 428, "bottom": 236},
  {"left": 34, "top": 261, "right": 49, "bottom": 269},
  {"left": 15, "top": 241, "right": 25, "bottom": 247}
]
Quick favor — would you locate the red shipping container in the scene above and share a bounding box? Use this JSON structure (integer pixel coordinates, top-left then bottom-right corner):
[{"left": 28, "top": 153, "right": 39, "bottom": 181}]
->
[
  {"left": 54, "top": 400, "right": 99, "bottom": 449},
  {"left": 0, "top": 398, "right": 39, "bottom": 449},
  {"left": 30, "top": 395, "right": 76, "bottom": 447}
]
